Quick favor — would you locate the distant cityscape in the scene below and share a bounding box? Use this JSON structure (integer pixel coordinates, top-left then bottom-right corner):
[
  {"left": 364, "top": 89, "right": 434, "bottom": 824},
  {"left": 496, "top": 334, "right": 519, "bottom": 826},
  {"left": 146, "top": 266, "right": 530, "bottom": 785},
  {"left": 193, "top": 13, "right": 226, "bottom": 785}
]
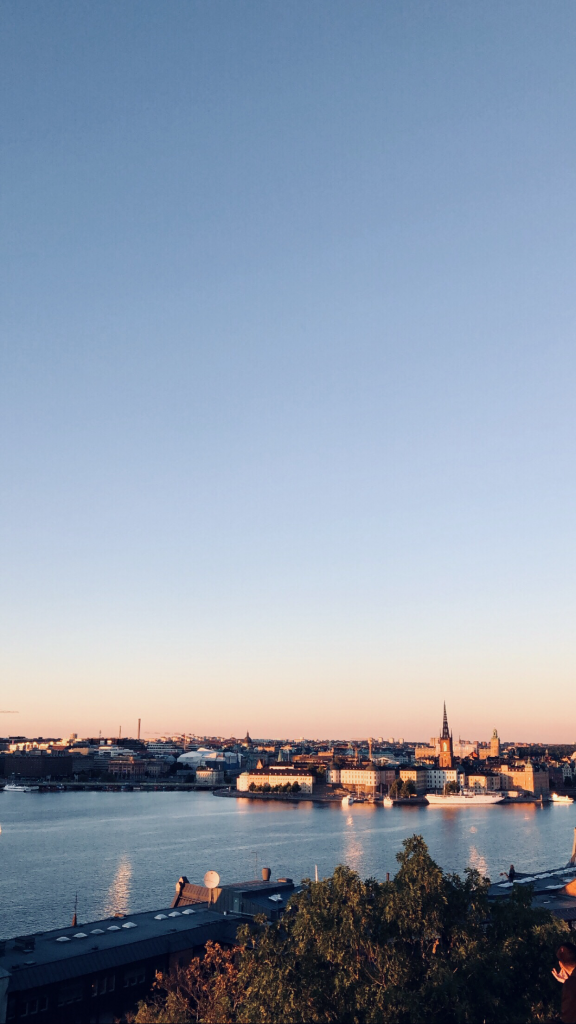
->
[{"left": 2, "top": 703, "right": 574, "bottom": 800}]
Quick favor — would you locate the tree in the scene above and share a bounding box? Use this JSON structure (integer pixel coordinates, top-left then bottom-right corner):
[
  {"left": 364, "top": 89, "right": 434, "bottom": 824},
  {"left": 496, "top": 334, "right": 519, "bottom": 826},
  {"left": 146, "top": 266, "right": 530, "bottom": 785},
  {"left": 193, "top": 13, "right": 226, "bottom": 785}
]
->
[
  {"left": 388, "top": 778, "right": 402, "bottom": 798},
  {"left": 134, "top": 836, "right": 567, "bottom": 1024},
  {"left": 290, "top": 782, "right": 300, "bottom": 793},
  {"left": 248, "top": 782, "right": 256, "bottom": 792},
  {"left": 131, "top": 941, "right": 241, "bottom": 1023},
  {"left": 444, "top": 780, "right": 460, "bottom": 795},
  {"left": 400, "top": 780, "right": 416, "bottom": 798}
]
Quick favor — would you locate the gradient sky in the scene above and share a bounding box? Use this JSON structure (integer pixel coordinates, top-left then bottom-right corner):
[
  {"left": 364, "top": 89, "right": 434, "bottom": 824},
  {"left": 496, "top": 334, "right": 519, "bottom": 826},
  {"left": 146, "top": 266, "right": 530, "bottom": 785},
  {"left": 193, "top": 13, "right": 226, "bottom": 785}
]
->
[{"left": 2, "top": 2, "right": 576, "bottom": 741}]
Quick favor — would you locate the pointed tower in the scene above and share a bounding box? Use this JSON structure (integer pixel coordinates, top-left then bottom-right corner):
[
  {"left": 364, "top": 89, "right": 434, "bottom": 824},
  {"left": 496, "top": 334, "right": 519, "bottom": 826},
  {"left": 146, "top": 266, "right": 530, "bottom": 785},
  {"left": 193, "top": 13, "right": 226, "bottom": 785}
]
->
[{"left": 438, "top": 702, "right": 453, "bottom": 768}]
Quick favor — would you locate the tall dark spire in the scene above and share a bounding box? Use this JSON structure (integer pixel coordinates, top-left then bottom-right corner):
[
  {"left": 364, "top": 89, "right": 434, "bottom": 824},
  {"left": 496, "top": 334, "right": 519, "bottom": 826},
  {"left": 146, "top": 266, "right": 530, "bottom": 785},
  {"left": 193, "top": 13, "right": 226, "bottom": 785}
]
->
[{"left": 441, "top": 702, "right": 450, "bottom": 739}]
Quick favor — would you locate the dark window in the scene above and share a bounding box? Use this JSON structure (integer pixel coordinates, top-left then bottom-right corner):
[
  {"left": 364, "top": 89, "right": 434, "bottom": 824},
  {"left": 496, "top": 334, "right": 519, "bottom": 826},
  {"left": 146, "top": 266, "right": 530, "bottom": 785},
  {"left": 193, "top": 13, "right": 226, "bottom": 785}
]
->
[
  {"left": 39, "top": 997, "right": 48, "bottom": 1013},
  {"left": 57, "top": 982, "right": 83, "bottom": 1006},
  {"left": 124, "top": 969, "right": 145, "bottom": 988}
]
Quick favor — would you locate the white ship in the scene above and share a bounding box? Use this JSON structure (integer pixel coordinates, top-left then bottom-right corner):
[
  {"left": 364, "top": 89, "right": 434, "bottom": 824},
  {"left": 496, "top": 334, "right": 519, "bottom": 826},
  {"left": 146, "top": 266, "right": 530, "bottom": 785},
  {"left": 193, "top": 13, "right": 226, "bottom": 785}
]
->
[
  {"left": 426, "top": 790, "right": 505, "bottom": 806},
  {"left": 341, "top": 794, "right": 354, "bottom": 806},
  {"left": 551, "top": 792, "right": 574, "bottom": 803},
  {"left": 4, "top": 783, "right": 40, "bottom": 793}
]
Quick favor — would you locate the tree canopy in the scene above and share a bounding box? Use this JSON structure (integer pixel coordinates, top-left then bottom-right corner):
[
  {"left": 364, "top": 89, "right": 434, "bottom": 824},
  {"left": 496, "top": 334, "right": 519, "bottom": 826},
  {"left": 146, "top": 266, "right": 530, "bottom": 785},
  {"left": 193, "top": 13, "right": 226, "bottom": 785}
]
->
[{"left": 133, "top": 835, "right": 566, "bottom": 1024}]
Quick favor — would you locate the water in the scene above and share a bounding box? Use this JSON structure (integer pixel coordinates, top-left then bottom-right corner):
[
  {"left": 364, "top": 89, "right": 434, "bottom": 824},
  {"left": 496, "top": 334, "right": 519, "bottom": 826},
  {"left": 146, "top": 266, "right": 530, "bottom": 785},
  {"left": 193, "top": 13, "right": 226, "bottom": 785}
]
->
[{"left": 1, "top": 790, "right": 575, "bottom": 939}]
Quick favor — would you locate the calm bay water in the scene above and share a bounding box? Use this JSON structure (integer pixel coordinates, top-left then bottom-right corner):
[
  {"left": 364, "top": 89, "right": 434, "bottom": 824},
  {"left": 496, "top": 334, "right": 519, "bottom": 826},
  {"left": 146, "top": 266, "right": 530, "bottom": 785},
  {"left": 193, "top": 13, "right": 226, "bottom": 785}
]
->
[{"left": 1, "top": 790, "right": 576, "bottom": 939}]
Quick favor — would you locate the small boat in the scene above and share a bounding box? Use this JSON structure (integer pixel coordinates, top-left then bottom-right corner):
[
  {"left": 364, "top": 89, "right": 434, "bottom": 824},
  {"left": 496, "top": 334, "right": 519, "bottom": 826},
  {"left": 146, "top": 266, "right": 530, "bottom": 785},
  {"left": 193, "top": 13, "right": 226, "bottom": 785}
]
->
[
  {"left": 383, "top": 796, "right": 394, "bottom": 808},
  {"left": 551, "top": 792, "right": 574, "bottom": 803},
  {"left": 4, "top": 783, "right": 40, "bottom": 793},
  {"left": 341, "top": 794, "right": 354, "bottom": 806}
]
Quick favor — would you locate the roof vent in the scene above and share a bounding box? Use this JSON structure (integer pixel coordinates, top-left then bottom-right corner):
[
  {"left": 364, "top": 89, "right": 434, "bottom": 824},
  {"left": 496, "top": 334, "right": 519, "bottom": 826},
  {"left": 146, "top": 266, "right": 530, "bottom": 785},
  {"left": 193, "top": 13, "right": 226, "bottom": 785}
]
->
[
  {"left": 90, "top": 929, "right": 105, "bottom": 935},
  {"left": 181, "top": 909, "right": 195, "bottom": 915},
  {"left": 107, "top": 925, "right": 121, "bottom": 931},
  {"left": 168, "top": 911, "right": 181, "bottom": 918},
  {"left": 73, "top": 933, "right": 88, "bottom": 939},
  {"left": 154, "top": 914, "right": 167, "bottom": 921},
  {"left": 122, "top": 922, "right": 137, "bottom": 929},
  {"left": 56, "top": 936, "right": 71, "bottom": 943}
]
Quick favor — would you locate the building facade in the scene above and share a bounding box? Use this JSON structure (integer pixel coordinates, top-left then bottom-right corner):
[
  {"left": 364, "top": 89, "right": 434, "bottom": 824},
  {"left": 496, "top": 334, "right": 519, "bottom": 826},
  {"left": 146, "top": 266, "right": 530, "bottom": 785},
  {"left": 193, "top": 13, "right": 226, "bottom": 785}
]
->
[{"left": 236, "top": 769, "right": 314, "bottom": 793}]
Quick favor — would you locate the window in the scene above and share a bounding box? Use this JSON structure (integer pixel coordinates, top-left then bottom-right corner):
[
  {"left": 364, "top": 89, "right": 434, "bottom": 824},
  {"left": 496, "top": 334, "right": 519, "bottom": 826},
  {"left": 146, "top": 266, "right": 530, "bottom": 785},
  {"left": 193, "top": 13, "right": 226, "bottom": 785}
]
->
[
  {"left": 39, "top": 997, "right": 49, "bottom": 1013},
  {"left": 57, "top": 982, "right": 83, "bottom": 1006},
  {"left": 91, "top": 975, "right": 115, "bottom": 997},
  {"left": 123, "top": 968, "right": 145, "bottom": 988}
]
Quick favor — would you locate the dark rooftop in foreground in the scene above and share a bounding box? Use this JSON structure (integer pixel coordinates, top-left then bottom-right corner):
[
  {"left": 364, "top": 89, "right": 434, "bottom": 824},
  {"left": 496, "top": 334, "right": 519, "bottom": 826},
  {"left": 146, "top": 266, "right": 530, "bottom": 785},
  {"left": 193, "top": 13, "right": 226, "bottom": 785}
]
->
[{"left": 2, "top": 903, "right": 238, "bottom": 992}]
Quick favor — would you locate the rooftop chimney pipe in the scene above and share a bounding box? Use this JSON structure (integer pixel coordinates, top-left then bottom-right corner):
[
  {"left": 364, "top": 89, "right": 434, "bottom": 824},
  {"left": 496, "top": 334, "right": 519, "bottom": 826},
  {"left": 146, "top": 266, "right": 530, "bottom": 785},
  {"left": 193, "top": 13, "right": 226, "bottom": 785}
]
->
[{"left": 261, "top": 867, "right": 271, "bottom": 881}]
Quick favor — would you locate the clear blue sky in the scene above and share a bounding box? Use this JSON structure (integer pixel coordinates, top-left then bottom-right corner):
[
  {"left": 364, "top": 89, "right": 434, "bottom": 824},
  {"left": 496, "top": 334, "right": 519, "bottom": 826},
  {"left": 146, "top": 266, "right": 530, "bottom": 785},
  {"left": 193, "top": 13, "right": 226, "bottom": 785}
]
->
[{"left": 2, "top": 2, "right": 576, "bottom": 741}]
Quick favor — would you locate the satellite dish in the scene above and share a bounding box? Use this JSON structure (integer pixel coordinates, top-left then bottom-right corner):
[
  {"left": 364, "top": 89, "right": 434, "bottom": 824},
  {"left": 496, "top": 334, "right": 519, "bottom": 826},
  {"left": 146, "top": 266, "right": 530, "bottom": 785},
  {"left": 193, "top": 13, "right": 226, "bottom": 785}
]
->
[{"left": 204, "top": 870, "right": 220, "bottom": 889}]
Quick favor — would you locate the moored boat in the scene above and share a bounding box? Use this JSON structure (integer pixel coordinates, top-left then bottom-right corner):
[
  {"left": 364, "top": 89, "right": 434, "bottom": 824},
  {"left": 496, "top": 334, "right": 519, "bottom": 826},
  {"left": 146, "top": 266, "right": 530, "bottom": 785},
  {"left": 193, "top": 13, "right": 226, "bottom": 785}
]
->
[
  {"left": 426, "top": 790, "right": 504, "bottom": 806},
  {"left": 4, "top": 783, "right": 40, "bottom": 793},
  {"left": 341, "top": 794, "right": 354, "bottom": 806},
  {"left": 551, "top": 792, "right": 574, "bottom": 803}
]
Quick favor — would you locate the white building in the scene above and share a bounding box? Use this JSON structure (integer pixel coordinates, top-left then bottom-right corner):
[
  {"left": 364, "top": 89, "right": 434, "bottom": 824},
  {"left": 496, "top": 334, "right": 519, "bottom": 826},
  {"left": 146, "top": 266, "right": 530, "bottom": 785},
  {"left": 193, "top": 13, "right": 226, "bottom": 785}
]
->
[
  {"left": 236, "top": 769, "right": 314, "bottom": 794},
  {"left": 425, "top": 767, "right": 464, "bottom": 792}
]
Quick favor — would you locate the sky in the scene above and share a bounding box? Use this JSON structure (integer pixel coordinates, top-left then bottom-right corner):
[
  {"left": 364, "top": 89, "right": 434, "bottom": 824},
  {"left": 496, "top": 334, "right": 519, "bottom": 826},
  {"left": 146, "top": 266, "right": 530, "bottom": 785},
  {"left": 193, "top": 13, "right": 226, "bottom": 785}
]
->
[{"left": 2, "top": 2, "right": 576, "bottom": 741}]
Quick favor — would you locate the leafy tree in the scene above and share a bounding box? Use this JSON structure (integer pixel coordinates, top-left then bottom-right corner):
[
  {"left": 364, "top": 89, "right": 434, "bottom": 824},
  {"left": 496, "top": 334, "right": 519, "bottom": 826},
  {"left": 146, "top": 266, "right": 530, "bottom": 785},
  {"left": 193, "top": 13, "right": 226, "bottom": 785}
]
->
[
  {"left": 133, "top": 836, "right": 567, "bottom": 1024},
  {"left": 400, "top": 779, "right": 416, "bottom": 797},
  {"left": 290, "top": 782, "right": 300, "bottom": 793},
  {"left": 248, "top": 782, "right": 256, "bottom": 792},
  {"left": 388, "top": 778, "right": 402, "bottom": 798},
  {"left": 131, "top": 941, "right": 241, "bottom": 1023},
  {"left": 444, "top": 780, "right": 460, "bottom": 795},
  {"left": 263, "top": 783, "right": 271, "bottom": 792}
]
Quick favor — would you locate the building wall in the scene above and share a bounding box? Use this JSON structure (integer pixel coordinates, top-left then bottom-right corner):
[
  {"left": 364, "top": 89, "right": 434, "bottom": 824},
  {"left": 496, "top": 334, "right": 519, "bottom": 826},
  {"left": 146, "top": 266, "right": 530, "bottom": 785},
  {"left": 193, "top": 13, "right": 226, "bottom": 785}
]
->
[
  {"left": 425, "top": 768, "right": 461, "bottom": 792},
  {"left": 399, "top": 769, "right": 427, "bottom": 794},
  {"left": 236, "top": 772, "right": 314, "bottom": 793},
  {"left": 499, "top": 765, "right": 549, "bottom": 795},
  {"left": 466, "top": 773, "right": 501, "bottom": 791},
  {"left": 339, "top": 769, "right": 380, "bottom": 793}
]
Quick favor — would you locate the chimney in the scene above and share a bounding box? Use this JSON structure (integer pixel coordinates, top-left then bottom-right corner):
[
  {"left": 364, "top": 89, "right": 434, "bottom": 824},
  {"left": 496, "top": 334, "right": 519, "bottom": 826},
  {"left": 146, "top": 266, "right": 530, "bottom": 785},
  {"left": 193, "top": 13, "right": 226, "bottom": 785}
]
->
[
  {"left": 261, "top": 867, "right": 271, "bottom": 881},
  {"left": 137, "top": 718, "right": 141, "bottom": 741}
]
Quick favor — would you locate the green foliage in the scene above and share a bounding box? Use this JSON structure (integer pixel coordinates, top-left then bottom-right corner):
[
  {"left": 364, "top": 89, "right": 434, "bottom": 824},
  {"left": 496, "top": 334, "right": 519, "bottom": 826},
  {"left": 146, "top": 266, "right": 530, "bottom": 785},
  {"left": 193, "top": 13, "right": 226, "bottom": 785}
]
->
[
  {"left": 400, "top": 779, "right": 416, "bottom": 797},
  {"left": 135, "top": 836, "right": 567, "bottom": 1024},
  {"left": 388, "top": 778, "right": 402, "bottom": 798},
  {"left": 444, "top": 780, "right": 460, "bottom": 794}
]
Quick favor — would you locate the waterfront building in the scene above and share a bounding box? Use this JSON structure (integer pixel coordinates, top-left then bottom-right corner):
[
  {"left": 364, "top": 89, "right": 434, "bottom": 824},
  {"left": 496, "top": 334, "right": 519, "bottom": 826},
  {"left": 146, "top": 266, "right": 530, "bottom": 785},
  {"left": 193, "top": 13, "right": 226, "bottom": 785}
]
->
[
  {"left": 399, "top": 768, "right": 427, "bottom": 795},
  {"left": 338, "top": 767, "right": 381, "bottom": 795},
  {"left": 236, "top": 768, "right": 314, "bottom": 793},
  {"left": 498, "top": 760, "right": 549, "bottom": 796},
  {"left": 425, "top": 767, "right": 464, "bottom": 792},
  {"left": 195, "top": 767, "right": 225, "bottom": 785}
]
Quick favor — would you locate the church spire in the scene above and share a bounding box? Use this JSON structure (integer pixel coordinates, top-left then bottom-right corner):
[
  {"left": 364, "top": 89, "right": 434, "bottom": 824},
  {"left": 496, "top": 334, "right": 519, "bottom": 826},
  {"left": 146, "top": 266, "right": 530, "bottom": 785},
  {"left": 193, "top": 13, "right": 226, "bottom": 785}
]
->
[{"left": 441, "top": 701, "right": 450, "bottom": 739}]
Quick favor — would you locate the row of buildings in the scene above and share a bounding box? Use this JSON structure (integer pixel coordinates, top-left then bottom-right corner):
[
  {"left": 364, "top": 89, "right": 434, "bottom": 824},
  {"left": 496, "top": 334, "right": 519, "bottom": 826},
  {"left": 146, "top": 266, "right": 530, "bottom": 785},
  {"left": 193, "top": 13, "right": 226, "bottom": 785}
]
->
[{"left": 235, "top": 707, "right": 554, "bottom": 798}]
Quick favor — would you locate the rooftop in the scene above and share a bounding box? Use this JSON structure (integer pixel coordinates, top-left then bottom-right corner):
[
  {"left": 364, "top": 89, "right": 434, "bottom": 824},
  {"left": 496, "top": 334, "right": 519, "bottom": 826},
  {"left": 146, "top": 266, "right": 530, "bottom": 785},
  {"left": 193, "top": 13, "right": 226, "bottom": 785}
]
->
[{"left": 2, "top": 904, "right": 239, "bottom": 992}]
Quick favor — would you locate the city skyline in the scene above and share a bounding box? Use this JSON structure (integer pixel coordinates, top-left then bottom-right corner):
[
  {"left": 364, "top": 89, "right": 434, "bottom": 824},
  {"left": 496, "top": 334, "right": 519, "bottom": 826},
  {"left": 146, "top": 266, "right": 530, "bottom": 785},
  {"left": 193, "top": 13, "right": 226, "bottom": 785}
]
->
[{"left": 3, "top": 3, "right": 576, "bottom": 740}]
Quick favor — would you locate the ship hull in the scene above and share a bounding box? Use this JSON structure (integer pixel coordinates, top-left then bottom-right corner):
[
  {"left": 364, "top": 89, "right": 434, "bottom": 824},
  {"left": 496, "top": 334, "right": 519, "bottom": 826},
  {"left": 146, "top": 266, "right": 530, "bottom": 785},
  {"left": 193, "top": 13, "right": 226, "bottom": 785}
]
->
[{"left": 426, "top": 793, "right": 505, "bottom": 806}]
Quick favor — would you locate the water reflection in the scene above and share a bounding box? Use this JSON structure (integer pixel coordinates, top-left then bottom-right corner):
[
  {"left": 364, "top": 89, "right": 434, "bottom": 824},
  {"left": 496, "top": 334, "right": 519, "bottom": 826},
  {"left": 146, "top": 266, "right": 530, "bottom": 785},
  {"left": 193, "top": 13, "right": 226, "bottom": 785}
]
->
[
  {"left": 468, "top": 846, "right": 488, "bottom": 876},
  {"left": 104, "top": 856, "right": 132, "bottom": 917}
]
